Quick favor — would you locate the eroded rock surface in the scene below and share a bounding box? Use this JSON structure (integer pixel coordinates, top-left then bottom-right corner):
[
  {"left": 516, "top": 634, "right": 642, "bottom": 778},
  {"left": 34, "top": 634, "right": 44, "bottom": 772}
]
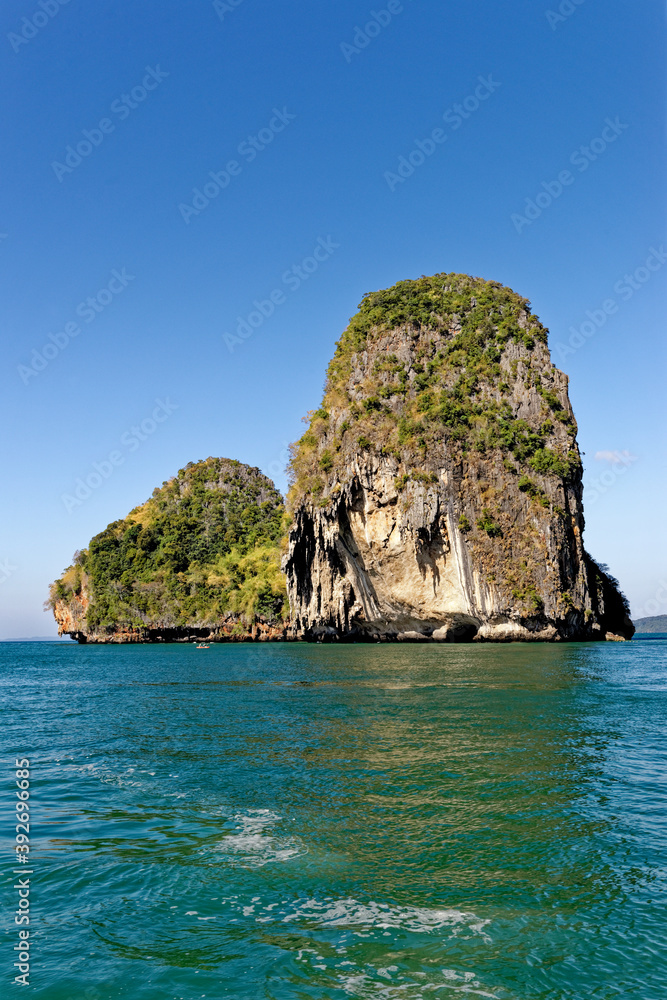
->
[{"left": 283, "top": 273, "right": 633, "bottom": 642}]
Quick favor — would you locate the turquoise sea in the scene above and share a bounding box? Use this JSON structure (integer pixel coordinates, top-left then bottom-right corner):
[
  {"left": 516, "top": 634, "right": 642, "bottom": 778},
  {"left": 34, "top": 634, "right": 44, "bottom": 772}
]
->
[{"left": 1, "top": 639, "right": 666, "bottom": 999}]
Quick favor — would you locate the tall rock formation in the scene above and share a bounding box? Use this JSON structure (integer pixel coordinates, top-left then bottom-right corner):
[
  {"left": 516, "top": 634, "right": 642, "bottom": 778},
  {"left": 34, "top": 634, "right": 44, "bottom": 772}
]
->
[{"left": 283, "top": 273, "right": 633, "bottom": 642}]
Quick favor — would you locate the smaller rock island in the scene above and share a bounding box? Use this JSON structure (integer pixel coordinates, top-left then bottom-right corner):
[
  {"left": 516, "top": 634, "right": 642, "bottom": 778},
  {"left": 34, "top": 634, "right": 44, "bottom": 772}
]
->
[{"left": 49, "top": 458, "right": 289, "bottom": 642}]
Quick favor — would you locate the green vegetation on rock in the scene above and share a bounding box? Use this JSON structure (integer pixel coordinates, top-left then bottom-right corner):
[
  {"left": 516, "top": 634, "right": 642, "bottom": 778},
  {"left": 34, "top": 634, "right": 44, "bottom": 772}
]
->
[
  {"left": 288, "top": 273, "right": 580, "bottom": 507},
  {"left": 49, "top": 458, "right": 288, "bottom": 635}
]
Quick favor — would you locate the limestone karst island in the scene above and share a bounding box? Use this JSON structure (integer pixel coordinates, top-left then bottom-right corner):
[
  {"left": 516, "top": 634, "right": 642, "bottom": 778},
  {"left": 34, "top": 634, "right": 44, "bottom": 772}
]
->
[{"left": 49, "top": 273, "right": 634, "bottom": 644}]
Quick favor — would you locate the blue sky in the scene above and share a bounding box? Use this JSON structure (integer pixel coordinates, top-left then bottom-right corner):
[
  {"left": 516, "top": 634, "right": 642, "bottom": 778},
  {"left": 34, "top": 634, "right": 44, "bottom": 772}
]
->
[{"left": 1, "top": 0, "right": 665, "bottom": 637}]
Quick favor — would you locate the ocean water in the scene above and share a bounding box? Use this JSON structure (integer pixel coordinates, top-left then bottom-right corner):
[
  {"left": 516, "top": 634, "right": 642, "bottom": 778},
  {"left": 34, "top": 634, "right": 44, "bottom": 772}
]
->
[{"left": 1, "top": 639, "right": 665, "bottom": 999}]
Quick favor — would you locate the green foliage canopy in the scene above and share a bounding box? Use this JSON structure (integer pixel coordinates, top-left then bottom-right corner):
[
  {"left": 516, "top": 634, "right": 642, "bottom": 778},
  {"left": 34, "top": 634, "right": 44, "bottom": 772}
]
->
[{"left": 49, "top": 458, "right": 288, "bottom": 634}]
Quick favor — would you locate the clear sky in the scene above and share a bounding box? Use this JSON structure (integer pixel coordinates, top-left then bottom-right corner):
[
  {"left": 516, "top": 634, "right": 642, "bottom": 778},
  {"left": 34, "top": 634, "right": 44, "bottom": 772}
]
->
[{"left": 1, "top": 0, "right": 665, "bottom": 637}]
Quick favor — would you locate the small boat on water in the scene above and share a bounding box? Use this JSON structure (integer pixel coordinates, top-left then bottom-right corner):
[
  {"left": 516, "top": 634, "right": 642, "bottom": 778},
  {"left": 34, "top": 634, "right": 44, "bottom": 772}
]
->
[{"left": 195, "top": 643, "right": 210, "bottom": 649}]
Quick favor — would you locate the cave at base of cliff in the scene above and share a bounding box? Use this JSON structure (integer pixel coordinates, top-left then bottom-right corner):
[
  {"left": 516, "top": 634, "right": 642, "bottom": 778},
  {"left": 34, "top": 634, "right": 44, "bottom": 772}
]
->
[{"left": 294, "top": 613, "right": 630, "bottom": 644}]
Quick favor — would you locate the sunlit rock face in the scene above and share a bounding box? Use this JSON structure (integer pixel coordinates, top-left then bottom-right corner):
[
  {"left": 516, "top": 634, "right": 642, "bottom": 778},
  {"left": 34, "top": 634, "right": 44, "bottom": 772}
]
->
[{"left": 283, "top": 273, "right": 634, "bottom": 642}]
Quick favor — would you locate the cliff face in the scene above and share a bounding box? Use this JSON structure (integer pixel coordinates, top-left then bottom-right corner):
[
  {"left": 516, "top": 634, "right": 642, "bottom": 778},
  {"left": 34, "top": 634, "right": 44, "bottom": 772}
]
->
[
  {"left": 49, "top": 457, "right": 289, "bottom": 643},
  {"left": 284, "top": 273, "right": 633, "bottom": 642}
]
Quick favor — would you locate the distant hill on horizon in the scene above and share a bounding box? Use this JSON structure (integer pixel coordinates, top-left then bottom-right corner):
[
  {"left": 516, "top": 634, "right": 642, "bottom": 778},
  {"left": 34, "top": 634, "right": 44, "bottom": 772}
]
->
[
  {"left": 0, "top": 636, "right": 71, "bottom": 642},
  {"left": 632, "top": 616, "right": 667, "bottom": 633}
]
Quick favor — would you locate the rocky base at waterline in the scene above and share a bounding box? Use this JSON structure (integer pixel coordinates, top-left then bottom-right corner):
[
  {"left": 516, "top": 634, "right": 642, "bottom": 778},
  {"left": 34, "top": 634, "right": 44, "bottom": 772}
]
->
[
  {"left": 283, "top": 273, "right": 634, "bottom": 643},
  {"left": 56, "top": 621, "right": 290, "bottom": 644},
  {"left": 289, "top": 609, "right": 631, "bottom": 644}
]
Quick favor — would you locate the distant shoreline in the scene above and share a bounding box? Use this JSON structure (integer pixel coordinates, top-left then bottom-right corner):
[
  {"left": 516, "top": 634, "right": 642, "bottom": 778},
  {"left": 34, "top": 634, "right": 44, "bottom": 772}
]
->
[{"left": 0, "top": 637, "right": 71, "bottom": 642}]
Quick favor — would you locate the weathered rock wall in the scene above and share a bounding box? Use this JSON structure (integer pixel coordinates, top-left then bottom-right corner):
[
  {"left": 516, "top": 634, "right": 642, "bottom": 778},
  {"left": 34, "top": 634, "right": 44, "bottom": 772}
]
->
[
  {"left": 283, "top": 274, "right": 634, "bottom": 642},
  {"left": 283, "top": 457, "right": 631, "bottom": 641}
]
